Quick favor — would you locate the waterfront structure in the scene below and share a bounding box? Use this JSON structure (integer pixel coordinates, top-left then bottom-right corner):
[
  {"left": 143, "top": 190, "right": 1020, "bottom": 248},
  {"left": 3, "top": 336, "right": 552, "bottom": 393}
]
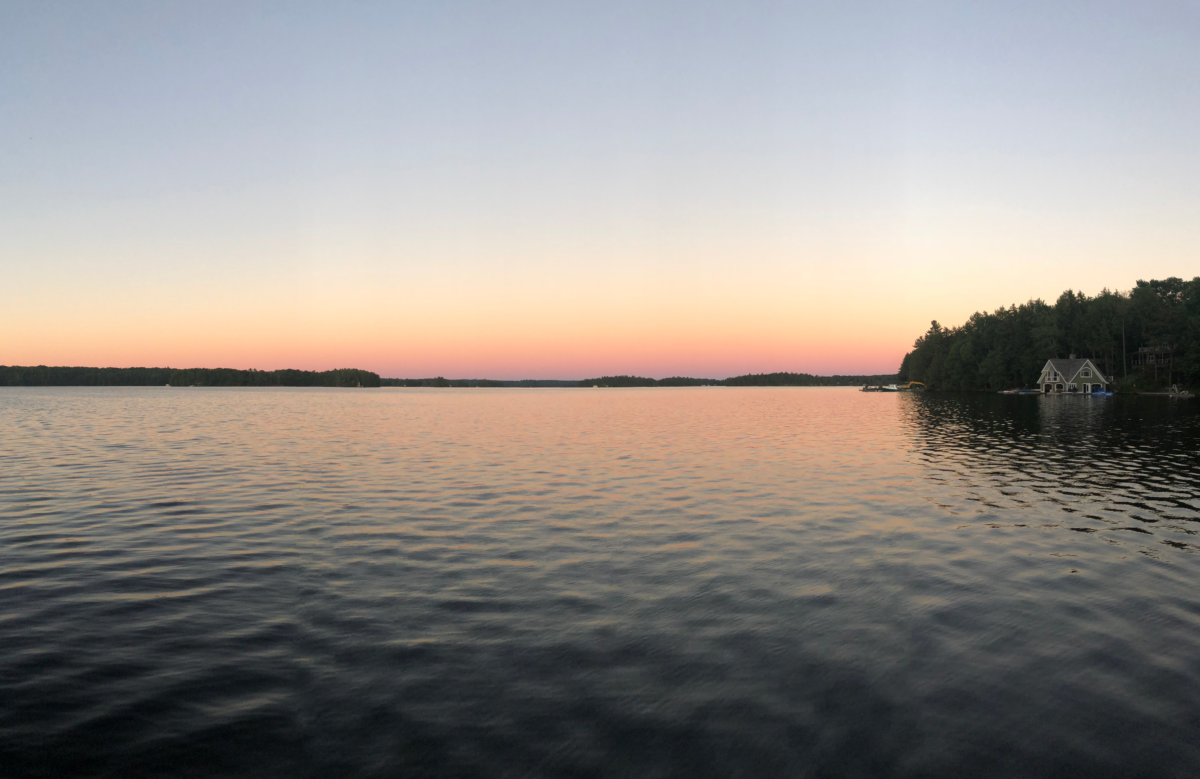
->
[
  {"left": 1130, "top": 345, "right": 1174, "bottom": 383},
  {"left": 1036, "top": 356, "right": 1110, "bottom": 393}
]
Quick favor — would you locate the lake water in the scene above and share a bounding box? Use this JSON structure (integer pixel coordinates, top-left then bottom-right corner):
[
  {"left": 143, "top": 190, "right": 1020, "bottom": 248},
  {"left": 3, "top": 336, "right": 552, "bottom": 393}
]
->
[{"left": 2, "top": 387, "right": 1198, "bottom": 778}]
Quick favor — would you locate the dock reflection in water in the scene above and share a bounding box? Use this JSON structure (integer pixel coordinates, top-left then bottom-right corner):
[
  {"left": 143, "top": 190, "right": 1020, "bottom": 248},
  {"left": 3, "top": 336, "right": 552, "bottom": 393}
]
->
[{"left": 0, "top": 387, "right": 1197, "bottom": 778}]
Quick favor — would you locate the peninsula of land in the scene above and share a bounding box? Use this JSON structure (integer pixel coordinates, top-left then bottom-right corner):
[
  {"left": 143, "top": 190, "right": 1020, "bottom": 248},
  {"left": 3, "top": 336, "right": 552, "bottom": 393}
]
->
[{"left": 898, "top": 276, "right": 1199, "bottom": 392}]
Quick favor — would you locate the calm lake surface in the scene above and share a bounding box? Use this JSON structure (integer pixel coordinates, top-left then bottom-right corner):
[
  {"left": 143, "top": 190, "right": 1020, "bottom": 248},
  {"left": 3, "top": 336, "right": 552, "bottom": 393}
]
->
[{"left": 2, "top": 387, "right": 1198, "bottom": 778}]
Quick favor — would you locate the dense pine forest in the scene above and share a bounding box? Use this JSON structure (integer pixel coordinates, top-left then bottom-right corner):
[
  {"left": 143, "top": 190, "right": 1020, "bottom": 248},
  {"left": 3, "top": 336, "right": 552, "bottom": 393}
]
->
[
  {"left": 897, "top": 277, "right": 1199, "bottom": 391},
  {"left": 0, "top": 366, "right": 380, "bottom": 387}
]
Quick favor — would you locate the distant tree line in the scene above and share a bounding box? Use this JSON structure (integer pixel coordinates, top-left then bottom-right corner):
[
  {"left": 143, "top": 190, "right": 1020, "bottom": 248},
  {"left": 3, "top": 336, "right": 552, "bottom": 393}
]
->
[
  {"left": 379, "top": 374, "right": 897, "bottom": 388},
  {"left": 721, "top": 372, "right": 899, "bottom": 387},
  {"left": 380, "top": 378, "right": 578, "bottom": 387},
  {"left": 578, "top": 375, "right": 661, "bottom": 387},
  {"left": 658, "top": 376, "right": 721, "bottom": 386},
  {"left": 382, "top": 377, "right": 455, "bottom": 387},
  {"left": 577, "top": 373, "right": 897, "bottom": 387},
  {"left": 0, "top": 366, "right": 380, "bottom": 387},
  {"left": 897, "top": 277, "right": 1200, "bottom": 391}
]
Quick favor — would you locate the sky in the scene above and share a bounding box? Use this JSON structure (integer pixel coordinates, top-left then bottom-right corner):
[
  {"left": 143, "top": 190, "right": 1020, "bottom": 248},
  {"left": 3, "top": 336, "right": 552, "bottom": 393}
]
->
[{"left": 3, "top": 1, "right": 1198, "bottom": 379}]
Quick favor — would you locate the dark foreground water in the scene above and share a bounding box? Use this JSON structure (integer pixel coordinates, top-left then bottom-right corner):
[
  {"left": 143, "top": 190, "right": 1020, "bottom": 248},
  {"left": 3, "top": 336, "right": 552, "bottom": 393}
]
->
[{"left": 1, "top": 387, "right": 1198, "bottom": 778}]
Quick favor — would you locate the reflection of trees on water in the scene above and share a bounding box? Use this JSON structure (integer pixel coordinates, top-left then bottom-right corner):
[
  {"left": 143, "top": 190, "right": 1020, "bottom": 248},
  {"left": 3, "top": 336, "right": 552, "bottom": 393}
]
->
[{"left": 899, "top": 394, "right": 1200, "bottom": 553}]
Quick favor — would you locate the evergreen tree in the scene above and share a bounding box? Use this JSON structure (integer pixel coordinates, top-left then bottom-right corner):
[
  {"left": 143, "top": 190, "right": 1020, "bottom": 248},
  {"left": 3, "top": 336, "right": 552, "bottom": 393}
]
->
[{"left": 897, "top": 277, "right": 1200, "bottom": 390}]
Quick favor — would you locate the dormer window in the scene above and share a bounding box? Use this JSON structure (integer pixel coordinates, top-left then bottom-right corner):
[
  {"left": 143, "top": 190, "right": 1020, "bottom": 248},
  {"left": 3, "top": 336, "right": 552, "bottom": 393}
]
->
[{"left": 1081, "top": 369, "right": 1091, "bottom": 378}]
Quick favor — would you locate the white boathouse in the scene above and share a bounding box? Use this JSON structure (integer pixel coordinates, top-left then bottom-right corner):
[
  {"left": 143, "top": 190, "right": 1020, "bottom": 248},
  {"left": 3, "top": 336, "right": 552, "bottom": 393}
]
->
[{"left": 1036, "top": 356, "right": 1109, "bottom": 393}]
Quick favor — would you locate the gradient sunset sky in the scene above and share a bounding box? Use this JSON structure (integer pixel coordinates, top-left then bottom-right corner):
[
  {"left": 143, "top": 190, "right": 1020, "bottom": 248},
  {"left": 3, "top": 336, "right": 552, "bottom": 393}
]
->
[{"left": 4, "top": 1, "right": 1198, "bottom": 378}]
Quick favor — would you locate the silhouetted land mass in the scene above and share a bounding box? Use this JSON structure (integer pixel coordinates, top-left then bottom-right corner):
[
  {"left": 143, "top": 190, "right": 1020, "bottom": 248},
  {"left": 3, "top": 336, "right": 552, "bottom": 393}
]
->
[
  {"left": 0, "top": 367, "right": 899, "bottom": 389},
  {"left": 380, "top": 378, "right": 578, "bottom": 387},
  {"left": 578, "top": 374, "right": 899, "bottom": 386},
  {"left": 381, "top": 375, "right": 897, "bottom": 387},
  {"left": 579, "top": 376, "right": 660, "bottom": 387},
  {"left": 658, "top": 376, "right": 722, "bottom": 386},
  {"left": 722, "top": 373, "right": 899, "bottom": 387},
  {"left": 898, "top": 277, "right": 1200, "bottom": 391},
  {"left": 0, "top": 366, "right": 380, "bottom": 387}
]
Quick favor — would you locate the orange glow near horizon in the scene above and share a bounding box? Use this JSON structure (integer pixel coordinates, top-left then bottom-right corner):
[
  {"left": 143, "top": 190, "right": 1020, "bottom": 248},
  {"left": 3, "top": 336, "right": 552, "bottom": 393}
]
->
[
  {"left": 5, "top": 5, "right": 1198, "bottom": 378},
  {"left": 1, "top": 254, "right": 1176, "bottom": 379},
  {"left": 2, "top": 313, "right": 910, "bottom": 379}
]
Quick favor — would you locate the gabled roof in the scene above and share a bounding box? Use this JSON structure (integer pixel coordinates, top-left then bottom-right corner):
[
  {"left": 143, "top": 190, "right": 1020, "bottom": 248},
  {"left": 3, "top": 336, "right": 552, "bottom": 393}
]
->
[{"left": 1040, "top": 358, "right": 1103, "bottom": 383}]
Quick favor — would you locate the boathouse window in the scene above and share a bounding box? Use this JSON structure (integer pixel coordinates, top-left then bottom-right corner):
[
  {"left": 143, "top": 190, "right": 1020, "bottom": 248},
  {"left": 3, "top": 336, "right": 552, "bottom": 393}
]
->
[{"left": 1081, "top": 369, "right": 1091, "bottom": 378}]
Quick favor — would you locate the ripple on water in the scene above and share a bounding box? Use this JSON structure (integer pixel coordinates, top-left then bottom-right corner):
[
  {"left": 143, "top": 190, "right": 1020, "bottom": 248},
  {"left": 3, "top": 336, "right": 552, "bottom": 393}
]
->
[{"left": 1, "top": 387, "right": 1199, "bottom": 778}]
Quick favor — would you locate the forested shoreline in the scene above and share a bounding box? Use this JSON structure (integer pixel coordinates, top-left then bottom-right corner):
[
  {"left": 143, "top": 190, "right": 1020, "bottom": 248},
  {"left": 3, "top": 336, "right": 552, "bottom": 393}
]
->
[
  {"left": 722, "top": 372, "right": 899, "bottom": 387},
  {"left": 897, "top": 277, "right": 1200, "bottom": 391},
  {"left": 381, "top": 378, "right": 579, "bottom": 388},
  {"left": 577, "top": 373, "right": 898, "bottom": 387},
  {"left": 0, "top": 369, "right": 894, "bottom": 389},
  {"left": 381, "top": 374, "right": 898, "bottom": 388},
  {"left": 0, "top": 366, "right": 381, "bottom": 387}
]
